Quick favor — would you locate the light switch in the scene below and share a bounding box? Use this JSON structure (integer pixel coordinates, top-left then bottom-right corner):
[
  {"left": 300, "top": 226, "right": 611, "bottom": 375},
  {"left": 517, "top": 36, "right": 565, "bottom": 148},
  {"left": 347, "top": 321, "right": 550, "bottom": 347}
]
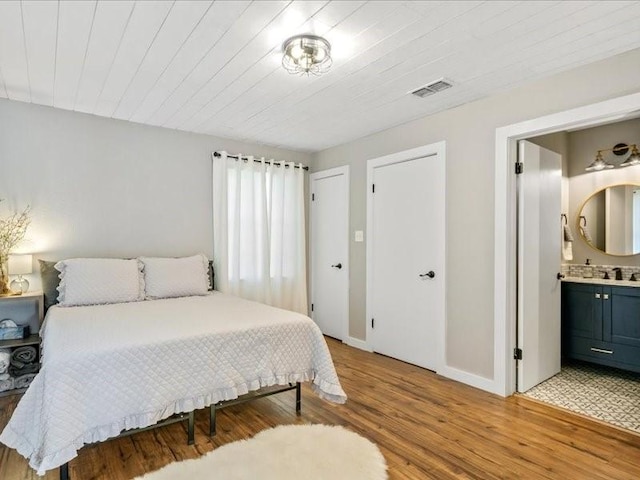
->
[{"left": 354, "top": 230, "right": 364, "bottom": 242}]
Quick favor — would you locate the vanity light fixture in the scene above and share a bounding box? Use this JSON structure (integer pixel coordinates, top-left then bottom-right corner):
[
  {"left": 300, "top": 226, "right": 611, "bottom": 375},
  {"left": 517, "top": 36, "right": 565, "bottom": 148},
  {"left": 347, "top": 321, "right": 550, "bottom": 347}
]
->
[
  {"left": 619, "top": 144, "right": 640, "bottom": 167},
  {"left": 586, "top": 143, "right": 640, "bottom": 171},
  {"left": 282, "top": 34, "right": 332, "bottom": 76},
  {"left": 585, "top": 151, "right": 614, "bottom": 172}
]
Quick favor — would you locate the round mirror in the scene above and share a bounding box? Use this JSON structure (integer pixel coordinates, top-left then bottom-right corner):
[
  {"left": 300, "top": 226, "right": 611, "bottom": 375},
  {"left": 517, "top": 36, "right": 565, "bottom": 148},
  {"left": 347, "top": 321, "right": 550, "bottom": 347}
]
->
[{"left": 578, "top": 183, "right": 640, "bottom": 256}]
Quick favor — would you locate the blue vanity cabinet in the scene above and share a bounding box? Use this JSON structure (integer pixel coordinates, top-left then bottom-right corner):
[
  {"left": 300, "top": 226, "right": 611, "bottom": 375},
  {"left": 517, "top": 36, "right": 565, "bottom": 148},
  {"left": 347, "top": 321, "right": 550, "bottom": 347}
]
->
[
  {"left": 562, "top": 282, "right": 604, "bottom": 341},
  {"left": 562, "top": 281, "right": 640, "bottom": 373},
  {"left": 610, "top": 286, "right": 640, "bottom": 349}
]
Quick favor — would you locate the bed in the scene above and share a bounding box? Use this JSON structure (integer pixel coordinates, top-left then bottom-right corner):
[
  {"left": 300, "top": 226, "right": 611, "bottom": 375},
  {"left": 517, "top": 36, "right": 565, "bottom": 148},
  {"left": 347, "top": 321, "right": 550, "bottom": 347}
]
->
[{"left": 0, "top": 291, "right": 347, "bottom": 476}]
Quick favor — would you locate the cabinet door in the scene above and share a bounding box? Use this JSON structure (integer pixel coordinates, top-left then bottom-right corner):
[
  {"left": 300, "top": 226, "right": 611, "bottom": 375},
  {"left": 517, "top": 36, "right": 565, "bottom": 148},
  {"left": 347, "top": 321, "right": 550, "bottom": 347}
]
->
[
  {"left": 562, "top": 283, "right": 598, "bottom": 340},
  {"left": 610, "top": 286, "right": 640, "bottom": 348}
]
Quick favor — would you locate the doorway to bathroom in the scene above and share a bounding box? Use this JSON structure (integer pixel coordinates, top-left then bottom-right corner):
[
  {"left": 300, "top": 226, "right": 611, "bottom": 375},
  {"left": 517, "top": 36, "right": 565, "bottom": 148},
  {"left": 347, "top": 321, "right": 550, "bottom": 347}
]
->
[
  {"left": 518, "top": 122, "right": 640, "bottom": 433},
  {"left": 492, "top": 91, "right": 640, "bottom": 434}
]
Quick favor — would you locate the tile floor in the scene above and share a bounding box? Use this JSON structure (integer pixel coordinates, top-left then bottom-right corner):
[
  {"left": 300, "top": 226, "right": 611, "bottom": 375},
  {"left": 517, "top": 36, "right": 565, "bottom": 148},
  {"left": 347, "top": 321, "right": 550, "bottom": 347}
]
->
[{"left": 523, "top": 360, "right": 640, "bottom": 434}]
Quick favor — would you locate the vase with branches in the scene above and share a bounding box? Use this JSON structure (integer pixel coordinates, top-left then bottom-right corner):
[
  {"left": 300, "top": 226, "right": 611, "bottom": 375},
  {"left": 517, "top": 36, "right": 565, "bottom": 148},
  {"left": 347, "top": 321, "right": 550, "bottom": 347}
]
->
[{"left": 0, "top": 200, "right": 31, "bottom": 295}]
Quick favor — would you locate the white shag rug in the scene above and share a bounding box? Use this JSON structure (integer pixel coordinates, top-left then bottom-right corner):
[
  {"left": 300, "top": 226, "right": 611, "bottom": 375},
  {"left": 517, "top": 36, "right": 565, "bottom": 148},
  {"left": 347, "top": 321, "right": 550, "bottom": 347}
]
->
[{"left": 135, "top": 424, "right": 388, "bottom": 480}]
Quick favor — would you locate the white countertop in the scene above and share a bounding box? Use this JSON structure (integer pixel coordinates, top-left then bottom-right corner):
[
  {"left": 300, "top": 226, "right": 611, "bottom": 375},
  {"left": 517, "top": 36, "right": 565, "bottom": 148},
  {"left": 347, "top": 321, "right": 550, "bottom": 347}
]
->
[{"left": 562, "top": 277, "right": 640, "bottom": 287}]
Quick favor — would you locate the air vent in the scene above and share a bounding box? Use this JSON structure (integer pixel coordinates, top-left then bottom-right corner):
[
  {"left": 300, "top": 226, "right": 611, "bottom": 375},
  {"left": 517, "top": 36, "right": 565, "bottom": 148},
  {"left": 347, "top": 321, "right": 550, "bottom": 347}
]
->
[{"left": 410, "top": 78, "right": 453, "bottom": 98}]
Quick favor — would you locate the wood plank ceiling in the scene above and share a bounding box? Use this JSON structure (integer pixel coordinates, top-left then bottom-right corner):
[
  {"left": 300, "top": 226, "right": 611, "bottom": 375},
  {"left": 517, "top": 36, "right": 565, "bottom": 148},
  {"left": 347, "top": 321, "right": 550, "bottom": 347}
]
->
[{"left": 1, "top": 1, "right": 639, "bottom": 152}]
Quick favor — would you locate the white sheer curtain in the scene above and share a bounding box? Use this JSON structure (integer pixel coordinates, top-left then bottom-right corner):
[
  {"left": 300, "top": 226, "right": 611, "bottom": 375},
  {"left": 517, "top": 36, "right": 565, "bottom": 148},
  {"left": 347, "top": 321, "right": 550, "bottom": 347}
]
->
[{"left": 212, "top": 152, "right": 307, "bottom": 314}]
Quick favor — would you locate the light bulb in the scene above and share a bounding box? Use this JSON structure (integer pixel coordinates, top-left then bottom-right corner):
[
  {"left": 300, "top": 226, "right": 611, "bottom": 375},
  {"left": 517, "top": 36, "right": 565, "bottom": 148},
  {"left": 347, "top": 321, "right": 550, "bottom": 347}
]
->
[
  {"left": 290, "top": 44, "right": 303, "bottom": 59},
  {"left": 620, "top": 145, "right": 640, "bottom": 167}
]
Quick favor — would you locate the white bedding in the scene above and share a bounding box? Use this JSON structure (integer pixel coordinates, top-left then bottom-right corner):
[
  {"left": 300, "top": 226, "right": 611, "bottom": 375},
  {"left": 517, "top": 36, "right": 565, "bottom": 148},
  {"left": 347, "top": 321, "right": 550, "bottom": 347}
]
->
[{"left": 0, "top": 292, "right": 347, "bottom": 475}]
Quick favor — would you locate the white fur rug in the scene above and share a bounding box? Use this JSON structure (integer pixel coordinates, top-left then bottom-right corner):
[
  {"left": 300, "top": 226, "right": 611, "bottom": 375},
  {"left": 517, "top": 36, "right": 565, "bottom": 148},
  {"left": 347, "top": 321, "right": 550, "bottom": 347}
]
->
[{"left": 135, "top": 424, "right": 388, "bottom": 480}]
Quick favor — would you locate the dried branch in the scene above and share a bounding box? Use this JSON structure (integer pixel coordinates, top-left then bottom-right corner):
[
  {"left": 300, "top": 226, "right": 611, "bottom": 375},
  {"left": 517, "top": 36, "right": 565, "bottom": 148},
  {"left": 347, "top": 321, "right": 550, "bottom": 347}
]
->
[{"left": 0, "top": 199, "right": 31, "bottom": 258}]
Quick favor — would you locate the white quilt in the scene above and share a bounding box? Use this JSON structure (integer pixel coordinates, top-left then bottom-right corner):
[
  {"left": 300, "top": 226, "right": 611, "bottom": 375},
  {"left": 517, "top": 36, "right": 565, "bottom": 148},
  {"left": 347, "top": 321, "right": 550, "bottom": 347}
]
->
[{"left": 0, "top": 292, "right": 347, "bottom": 475}]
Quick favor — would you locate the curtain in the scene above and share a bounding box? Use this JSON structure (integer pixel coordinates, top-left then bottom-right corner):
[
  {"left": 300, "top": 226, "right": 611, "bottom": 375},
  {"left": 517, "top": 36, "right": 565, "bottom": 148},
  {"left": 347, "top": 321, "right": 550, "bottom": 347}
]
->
[{"left": 212, "top": 152, "right": 308, "bottom": 314}]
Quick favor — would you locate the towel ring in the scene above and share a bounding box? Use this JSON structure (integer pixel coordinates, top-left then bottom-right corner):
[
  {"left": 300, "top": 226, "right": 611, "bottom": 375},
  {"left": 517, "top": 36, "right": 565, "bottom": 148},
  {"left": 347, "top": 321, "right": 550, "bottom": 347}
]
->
[
  {"left": 579, "top": 215, "right": 587, "bottom": 227},
  {"left": 561, "top": 213, "right": 567, "bottom": 225}
]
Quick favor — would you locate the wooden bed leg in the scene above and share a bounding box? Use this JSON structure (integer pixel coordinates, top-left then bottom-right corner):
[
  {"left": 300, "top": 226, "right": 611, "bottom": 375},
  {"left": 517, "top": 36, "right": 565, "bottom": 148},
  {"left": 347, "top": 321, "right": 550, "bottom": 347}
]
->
[
  {"left": 60, "top": 462, "right": 69, "bottom": 480},
  {"left": 296, "top": 382, "right": 301, "bottom": 414},
  {"left": 187, "top": 411, "right": 195, "bottom": 445},
  {"left": 210, "top": 404, "right": 217, "bottom": 437}
]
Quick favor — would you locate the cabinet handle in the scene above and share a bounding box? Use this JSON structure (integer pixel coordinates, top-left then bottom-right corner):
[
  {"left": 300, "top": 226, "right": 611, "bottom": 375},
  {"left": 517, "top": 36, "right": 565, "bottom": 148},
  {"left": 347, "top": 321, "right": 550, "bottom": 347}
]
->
[
  {"left": 603, "top": 294, "right": 609, "bottom": 300},
  {"left": 595, "top": 293, "right": 601, "bottom": 299},
  {"left": 590, "top": 347, "right": 613, "bottom": 354}
]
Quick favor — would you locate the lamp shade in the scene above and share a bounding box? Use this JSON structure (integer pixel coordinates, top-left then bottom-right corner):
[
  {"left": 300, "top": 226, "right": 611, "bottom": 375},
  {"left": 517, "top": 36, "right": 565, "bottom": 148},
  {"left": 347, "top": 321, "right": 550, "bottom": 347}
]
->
[
  {"left": 585, "top": 152, "right": 614, "bottom": 172},
  {"left": 8, "top": 254, "right": 33, "bottom": 275},
  {"left": 620, "top": 145, "right": 640, "bottom": 167}
]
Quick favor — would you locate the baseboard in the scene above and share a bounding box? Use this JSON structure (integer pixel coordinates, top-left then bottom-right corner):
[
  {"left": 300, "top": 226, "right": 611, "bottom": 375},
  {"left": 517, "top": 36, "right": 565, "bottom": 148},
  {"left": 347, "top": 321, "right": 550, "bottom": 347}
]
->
[
  {"left": 343, "top": 336, "right": 373, "bottom": 352},
  {"left": 341, "top": 339, "right": 502, "bottom": 396},
  {"left": 438, "top": 365, "right": 503, "bottom": 396}
]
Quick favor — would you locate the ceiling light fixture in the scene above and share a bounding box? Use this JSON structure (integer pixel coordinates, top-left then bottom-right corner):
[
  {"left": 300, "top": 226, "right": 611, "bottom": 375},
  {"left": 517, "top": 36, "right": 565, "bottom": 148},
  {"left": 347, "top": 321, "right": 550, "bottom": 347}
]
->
[
  {"left": 282, "top": 34, "right": 332, "bottom": 76},
  {"left": 586, "top": 143, "right": 640, "bottom": 171}
]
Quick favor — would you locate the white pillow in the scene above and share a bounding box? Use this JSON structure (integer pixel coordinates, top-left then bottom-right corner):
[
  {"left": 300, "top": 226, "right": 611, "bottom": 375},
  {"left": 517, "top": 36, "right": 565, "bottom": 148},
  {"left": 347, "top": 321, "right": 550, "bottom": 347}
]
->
[
  {"left": 55, "top": 258, "right": 145, "bottom": 307},
  {"left": 139, "top": 254, "right": 209, "bottom": 299}
]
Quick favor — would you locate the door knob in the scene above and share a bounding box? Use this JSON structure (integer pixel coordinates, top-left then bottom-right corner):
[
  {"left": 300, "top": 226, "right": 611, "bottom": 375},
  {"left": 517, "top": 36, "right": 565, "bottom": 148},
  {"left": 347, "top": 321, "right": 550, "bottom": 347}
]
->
[
  {"left": 331, "top": 263, "right": 342, "bottom": 269},
  {"left": 557, "top": 273, "right": 565, "bottom": 280},
  {"left": 420, "top": 271, "right": 435, "bottom": 279}
]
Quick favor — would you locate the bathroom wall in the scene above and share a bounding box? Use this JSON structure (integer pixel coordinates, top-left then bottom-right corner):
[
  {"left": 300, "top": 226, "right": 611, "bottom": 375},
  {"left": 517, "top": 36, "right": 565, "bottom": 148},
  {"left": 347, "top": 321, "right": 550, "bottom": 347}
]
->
[
  {"left": 530, "top": 118, "right": 640, "bottom": 267},
  {"left": 567, "top": 118, "right": 640, "bottom": 267}
]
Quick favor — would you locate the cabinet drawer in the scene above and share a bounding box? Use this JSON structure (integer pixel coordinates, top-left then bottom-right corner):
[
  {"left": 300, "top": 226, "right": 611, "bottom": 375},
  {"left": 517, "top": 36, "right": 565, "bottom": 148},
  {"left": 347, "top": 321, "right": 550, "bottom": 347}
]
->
[{"left": 565, "top": 336, "right": 640, "bottom": 373}]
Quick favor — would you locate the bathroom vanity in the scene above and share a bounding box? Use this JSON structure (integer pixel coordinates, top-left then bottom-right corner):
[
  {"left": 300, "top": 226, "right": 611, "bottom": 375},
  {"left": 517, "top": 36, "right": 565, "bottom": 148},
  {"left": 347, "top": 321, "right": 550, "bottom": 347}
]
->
[{"left": 562, "top": 279, "right": 640, "bottom": 373}]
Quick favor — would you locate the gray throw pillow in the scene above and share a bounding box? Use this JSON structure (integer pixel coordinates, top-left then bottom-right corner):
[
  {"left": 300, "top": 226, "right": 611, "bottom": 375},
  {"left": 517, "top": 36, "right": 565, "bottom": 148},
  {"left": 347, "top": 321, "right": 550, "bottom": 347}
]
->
[{"left": 39, "top": 259, "right": 60, "bottom": 312}]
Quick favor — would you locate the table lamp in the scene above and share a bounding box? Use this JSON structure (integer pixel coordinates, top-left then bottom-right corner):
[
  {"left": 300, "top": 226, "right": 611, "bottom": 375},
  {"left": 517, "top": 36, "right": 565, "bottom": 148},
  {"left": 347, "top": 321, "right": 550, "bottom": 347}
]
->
[{"left": 8, "top": 254, "right": 32, "bottom": 294}]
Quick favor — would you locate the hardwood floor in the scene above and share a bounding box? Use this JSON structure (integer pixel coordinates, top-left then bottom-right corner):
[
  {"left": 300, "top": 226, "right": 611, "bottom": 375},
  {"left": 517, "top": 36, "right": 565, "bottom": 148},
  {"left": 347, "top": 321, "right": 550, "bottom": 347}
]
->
[{"left": 1, "top": 338, "right": 640, "bottom": 479}]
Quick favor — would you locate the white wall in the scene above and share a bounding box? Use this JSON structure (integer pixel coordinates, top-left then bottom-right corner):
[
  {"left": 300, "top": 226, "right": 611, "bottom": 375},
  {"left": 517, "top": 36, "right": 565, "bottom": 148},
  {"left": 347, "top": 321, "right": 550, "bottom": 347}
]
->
[
  {"left": 0, "top": 99, "right": 311, "bottom": 291},
  {"left": 311, "top": 47, "right": 640, "bottom": 381}
]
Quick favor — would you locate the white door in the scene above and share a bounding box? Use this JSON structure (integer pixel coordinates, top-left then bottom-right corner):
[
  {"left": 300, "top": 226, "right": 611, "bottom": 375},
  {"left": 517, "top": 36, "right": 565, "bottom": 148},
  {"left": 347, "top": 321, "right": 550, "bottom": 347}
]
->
[
  {"left": 310, "top": 167, "right": 349, "bottom": 340},
  {"left": 367, "top": 143, "right": 445, "bottom": 371},
  {"left": 517, "top": 140, "right": 562, "bottom": 392}
]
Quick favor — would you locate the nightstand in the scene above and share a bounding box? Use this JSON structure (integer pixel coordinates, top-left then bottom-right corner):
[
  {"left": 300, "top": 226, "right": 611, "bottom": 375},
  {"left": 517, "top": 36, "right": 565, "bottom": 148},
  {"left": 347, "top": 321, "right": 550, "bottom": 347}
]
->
[{"left": 0, "top": 291, "right": 44, "bottom": 397}]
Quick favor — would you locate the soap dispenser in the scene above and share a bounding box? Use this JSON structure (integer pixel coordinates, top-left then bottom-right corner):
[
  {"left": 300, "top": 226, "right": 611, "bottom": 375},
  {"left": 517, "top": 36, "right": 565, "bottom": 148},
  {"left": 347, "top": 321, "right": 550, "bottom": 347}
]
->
[{"left": 583, "top": 258, "right": 593, "bottom": 278}]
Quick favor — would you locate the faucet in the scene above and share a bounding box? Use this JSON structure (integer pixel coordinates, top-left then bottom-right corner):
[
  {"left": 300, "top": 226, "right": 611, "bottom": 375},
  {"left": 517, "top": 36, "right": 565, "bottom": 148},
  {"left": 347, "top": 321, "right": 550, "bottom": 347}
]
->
[
  {"left": 599, "top": 270, "right": 610, "bottom": 280},
  {"left": 612, "top": 267, "right": 623, "bottom": 281}
]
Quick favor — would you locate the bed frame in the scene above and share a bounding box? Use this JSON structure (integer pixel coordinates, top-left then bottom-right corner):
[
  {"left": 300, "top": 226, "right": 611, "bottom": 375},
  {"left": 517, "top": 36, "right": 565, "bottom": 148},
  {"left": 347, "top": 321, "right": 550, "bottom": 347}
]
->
[
  {"left": 209, "top": 382, "right": 301, "bottom": 436},
  {"left": 59, "top": 382, "right": 301, "bottom": 480}
]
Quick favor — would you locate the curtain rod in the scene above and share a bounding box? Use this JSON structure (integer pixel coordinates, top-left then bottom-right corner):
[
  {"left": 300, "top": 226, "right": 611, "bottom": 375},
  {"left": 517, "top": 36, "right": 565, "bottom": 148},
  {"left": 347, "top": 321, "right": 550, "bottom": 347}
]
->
[{"left": 213, "top": 151, "right": 309, "bottom": 171}]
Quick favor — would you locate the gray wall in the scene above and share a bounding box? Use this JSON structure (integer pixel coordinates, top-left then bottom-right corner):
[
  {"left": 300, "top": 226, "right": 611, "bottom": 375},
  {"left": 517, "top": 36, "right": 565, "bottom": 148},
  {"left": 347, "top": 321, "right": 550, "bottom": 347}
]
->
[
  {"left": 310, "top": 47, "right": 640, "bottom": 380},
  {"left": 0, "top": 99, "right": 311, "bottom": 292},
  {"left": 567, "top": 118, "right": 640, "bottom": 266},
  {"left": 529, "top": 118, "right": 640, "bottom": 265}
]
